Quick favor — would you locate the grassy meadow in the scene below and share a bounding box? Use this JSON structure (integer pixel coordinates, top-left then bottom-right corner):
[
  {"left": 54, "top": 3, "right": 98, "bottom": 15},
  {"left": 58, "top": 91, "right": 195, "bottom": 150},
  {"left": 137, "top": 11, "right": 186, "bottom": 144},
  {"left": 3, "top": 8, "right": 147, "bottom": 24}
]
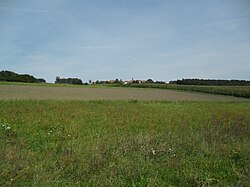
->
[{"left": 0, "top": 100, "right": 249, "bottom": 186}]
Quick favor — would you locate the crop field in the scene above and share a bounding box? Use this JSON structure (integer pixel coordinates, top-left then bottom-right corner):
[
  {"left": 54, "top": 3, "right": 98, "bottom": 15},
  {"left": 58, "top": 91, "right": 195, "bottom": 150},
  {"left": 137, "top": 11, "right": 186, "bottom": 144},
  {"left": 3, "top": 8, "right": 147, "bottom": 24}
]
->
[
  {"left": 0, "top": 84, "right": 250, "bottom": 101},
  {"left": 113, "top": 84, "right": 250, "bottom": 98},
  {"left": 0, "top": 84, "right": 250, "bottom": 186}
]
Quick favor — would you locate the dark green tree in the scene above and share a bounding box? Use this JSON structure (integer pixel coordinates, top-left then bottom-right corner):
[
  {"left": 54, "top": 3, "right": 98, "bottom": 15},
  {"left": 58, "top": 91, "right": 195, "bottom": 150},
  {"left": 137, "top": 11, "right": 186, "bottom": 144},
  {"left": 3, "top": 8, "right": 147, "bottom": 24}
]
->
[{"left": 147, "top": 79, "right": 154, "bottom": 83}]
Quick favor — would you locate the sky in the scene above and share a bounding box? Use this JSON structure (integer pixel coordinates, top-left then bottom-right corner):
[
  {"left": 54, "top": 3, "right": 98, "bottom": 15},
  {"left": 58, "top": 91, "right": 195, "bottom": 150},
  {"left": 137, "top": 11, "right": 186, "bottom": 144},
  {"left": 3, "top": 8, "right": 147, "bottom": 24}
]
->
[{"left": 0, "top": 0, "right": 250, "bottom": 83}]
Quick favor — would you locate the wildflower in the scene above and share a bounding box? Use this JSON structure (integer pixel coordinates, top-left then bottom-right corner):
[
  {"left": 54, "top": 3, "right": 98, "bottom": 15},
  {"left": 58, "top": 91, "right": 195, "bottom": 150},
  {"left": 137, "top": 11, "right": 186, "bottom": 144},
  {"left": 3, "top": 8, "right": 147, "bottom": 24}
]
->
[
  {"left": 6, "top": 126, "right": 11, "bottom": 130},
  {"left": 151, "top": 148, "right": 156, "bottom": 155}
]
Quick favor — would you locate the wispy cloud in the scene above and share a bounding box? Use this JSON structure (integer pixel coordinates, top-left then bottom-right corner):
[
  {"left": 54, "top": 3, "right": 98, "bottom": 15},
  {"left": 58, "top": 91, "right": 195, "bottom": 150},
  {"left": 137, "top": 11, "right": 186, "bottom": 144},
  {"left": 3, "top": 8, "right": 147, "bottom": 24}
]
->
[
  {"left": 0, "top": 6, "right": 60, "bottom": 13},
  {"left": 0, "top": 0, "right": 250, "bottom": 82}
]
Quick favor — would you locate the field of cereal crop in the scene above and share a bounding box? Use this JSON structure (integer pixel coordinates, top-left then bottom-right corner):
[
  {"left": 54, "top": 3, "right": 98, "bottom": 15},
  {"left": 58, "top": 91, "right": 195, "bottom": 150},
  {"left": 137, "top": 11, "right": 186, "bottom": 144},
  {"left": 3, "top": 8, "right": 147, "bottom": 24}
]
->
[{"left": 0, "top": 84, "right": 249, "bottom": 101}]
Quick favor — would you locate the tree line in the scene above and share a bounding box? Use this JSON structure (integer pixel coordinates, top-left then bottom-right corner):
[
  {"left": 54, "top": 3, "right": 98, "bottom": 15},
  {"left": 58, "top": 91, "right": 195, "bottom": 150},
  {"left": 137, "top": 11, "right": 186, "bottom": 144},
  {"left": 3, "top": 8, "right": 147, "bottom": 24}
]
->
[
  {"left": 55, "top": 76, "right": 84, "bottom": 85},
  {"left": 169, "top": 79, "right": 250, "bottom": 86},
  {"left": 92, "top": 78, "right": 166, "bottom": 84},
  {"left": 1, "top": 70, "right": 249, "bottom": 86},
  {"left": 0, "top": 70, "right": 46, "bottom": 83}
]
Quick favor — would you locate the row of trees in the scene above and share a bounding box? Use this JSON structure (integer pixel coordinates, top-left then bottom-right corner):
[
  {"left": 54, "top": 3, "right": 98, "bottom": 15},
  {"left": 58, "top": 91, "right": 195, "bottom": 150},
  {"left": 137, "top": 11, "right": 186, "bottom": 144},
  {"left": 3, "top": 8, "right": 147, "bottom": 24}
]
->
[
  {"left": 55, "top": 76, "right": 83, "bottom": 85},
  {"left": 169, "top": 79, "right": 250, "bottom": 86},
  {"left": 1, "top": 70, "right": 249, "bottom": 86},
  {"left": 0, "top": 70, "right": 46, "bottom": 83},
  {"left": 92, "top": 78, "right": 165, "bottom": 85}
]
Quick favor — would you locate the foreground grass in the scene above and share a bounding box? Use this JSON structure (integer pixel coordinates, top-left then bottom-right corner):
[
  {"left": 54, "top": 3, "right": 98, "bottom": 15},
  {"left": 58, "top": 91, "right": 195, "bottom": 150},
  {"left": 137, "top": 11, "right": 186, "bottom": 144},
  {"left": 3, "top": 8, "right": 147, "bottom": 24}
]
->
[{"left": 0, "top": 100, "right": 249, "bottom": 186}]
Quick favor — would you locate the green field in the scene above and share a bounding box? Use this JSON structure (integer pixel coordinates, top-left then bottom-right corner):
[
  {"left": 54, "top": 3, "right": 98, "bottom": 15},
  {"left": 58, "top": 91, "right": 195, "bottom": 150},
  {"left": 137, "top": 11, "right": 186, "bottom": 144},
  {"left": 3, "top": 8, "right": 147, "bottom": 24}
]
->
[
  {"left": 0, "top": 83, "right": 249, "bottom": 186},
  {"left": 0, "top": 100, "right": 249, "bottom": 186}
]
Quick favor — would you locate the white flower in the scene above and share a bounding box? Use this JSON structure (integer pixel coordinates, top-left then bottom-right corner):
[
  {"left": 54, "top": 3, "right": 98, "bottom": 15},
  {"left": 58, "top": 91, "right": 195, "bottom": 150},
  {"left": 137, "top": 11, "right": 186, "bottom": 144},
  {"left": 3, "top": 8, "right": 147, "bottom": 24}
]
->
[
  {"left": 151, "top": 148, "right": 156, "bottom": 155},
  {"left": 6, "top": 126, "right": 11, "bottom": 130}
]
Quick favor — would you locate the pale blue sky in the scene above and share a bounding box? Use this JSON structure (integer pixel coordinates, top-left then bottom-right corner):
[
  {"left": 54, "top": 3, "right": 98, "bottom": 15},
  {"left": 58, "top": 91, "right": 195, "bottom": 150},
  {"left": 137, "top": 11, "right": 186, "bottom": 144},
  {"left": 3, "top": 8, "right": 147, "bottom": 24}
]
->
[{"left": 0, "top": 0, "right": 250, "bottom": 83}]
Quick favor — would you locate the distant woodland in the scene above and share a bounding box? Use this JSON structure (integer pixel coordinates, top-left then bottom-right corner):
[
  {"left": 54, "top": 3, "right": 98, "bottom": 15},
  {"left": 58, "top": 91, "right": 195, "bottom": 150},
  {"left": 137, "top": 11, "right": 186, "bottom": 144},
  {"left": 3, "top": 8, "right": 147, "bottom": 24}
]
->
[
  {"left": 55, "top": 76, "right": 83, "bottom": 85},
  {"left": 1, "top": 70, "right": 250, "bottom": 86},
  {"left": 169, "top": 79, "right": 250, "bottom": 86},
  {"left": 0, "top": 70, "right": 46, "bottom": 83}
]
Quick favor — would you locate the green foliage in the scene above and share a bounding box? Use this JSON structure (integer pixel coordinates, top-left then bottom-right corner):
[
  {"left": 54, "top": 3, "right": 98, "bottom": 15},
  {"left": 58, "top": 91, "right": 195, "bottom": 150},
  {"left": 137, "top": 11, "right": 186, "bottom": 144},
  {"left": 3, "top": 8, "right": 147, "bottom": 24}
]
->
[
  {"left": 170, "top": 78, "right": 250, "bottom": 86},
  {"left": 147, "top": 79, "right": 154, "bottom": 83},
  {"left": 114, "top": 78, "right": 120, "bottom": 84},
  {"left": 0, "top": 100, "right": 249, "bottom": 186},
  {"left": 55, "top": 76, "right": 83, "bottom": 85},
  {"left": 0, "top": 70, "right": 46, "bottom": 83}
]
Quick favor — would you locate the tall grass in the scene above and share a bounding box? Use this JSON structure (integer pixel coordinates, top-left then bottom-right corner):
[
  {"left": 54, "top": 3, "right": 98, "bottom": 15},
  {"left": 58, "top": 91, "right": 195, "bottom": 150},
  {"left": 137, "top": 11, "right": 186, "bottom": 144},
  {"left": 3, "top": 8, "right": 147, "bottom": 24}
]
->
[{"left": 0, "top": 100, "right": 249, "bottom": 186}]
